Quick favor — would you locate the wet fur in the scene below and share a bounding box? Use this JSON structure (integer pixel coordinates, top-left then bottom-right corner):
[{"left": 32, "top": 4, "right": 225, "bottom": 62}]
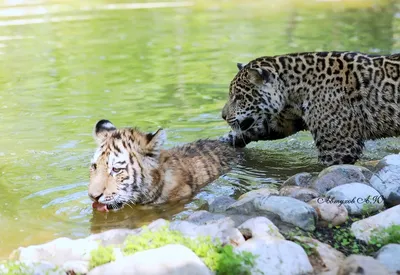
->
[{"left": 88, "top": 120, "right": 238, "bottom": 209}]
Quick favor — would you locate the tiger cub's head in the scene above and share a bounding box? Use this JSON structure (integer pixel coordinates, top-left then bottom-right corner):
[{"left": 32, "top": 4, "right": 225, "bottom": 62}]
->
[{"left": 88, "top": 119, "right": 166, "bottom": 211}]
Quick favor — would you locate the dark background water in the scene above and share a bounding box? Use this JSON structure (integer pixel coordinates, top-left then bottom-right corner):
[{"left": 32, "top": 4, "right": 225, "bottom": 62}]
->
[{"left": 0, "top": 0, "right": 399, "bottom": 257}]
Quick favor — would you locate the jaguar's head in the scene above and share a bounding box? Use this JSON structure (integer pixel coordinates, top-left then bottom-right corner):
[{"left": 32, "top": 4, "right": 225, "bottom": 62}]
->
[{"left": 221, "top": 62, "right": 286, "bottom": 147}]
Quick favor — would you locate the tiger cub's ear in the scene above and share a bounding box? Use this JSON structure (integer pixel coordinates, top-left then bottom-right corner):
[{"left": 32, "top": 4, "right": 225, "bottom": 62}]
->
[
  {"left": 144, "top": 128, "right": 166, "bottom": 156},
  {"left": 93, "top": 119, "right": 116, "bottom": 145}
]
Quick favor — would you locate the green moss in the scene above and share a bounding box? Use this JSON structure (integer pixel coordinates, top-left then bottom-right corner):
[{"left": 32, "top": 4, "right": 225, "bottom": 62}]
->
[
  {"left": 369, "top": 224, "right": 400, "bottom": 247},
  {"left": 89, "top": 245, "right": 115, "bottom": 270},
  {"left": 123, "top": 226, "right": 257, "bottom": 275},
  {"left": 0, "top": 261, "right": 32, "bottom": 275}
]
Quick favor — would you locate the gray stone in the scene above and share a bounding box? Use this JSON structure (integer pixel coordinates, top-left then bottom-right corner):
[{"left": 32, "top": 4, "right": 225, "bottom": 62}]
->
[
  {"left": 208, "top": 196, "right": 236, "bottom": 213},
  {"left": 293, "top": 236, "right": 345, "bottom": 274},
  {"left": 228, "top": 195, "right": 317, "bottom": 231},
  {"left": 325, "top": 183, "right": 384, "bottom": 215},
  {"left": 370, "top": 158, "right": 400, "bottom": 206},
  {"left": 312, "top": 165, "right": 371, "bottom": 194},
  {"left": 254, "top": 196, "right": 317, "bottom": 231},
  {"left": 235, "top": 237, "right": 313, "bottom": 275},
  {"left": 351, "top": 205, "right": 400, "bottom": 242},
  {"left": 337, "top": 255, "right": 391, "bottom": 275},
  {"left": 186, "top": 210, "right": 227, "bottom": 224},
  {"left": 88, "top": 244, "right": 212, "bottom": 275},
  {"left": 238, "top": 217, "right": 284, "bottom": 240},
  {"left": 308, "top": 198, "right": 348, "bottom": 227},
  {"left": 283, "top": 172, "right": 314, "bottom": 188},
  {"left": 238, "top": 187, "right": 278, "bottom": 200},
  {"left": 279, "top": 186, "right": 320, "bottom": 202},
  {"left": 375, "top": 244, "right": 400, "bottom": 274}
]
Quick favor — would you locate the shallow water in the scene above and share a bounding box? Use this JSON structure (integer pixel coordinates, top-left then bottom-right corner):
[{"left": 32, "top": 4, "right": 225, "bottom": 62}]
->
[{"left": 0, "top": 0, "right": 400, "bottom": 258}]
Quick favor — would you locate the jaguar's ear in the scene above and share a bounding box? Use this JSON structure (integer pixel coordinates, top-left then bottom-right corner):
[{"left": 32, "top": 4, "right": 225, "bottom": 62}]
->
[
  {"left": 145, "top": 128, "right": 166, "bottom": 156},
  {"left": 247, "top": 68, "right": 270, "bottom": 85},
  {"left": 93, "top": 119, "right": 116, "bottom": 145},
  {"left": 237, "top": 63, "right": 246, "bottom": 71}
]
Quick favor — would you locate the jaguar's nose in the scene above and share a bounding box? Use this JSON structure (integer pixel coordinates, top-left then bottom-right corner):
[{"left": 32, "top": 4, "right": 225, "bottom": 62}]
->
[{"left": 88, "top": 193, "right": 103, "bottom": 202}]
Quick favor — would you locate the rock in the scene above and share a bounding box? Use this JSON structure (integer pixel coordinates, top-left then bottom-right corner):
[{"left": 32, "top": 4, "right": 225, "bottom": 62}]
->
[
  {"left": 312, "top": 165, "right": 371, "bottom": 194},
  {"left": 87, "top": 228, "right": 141, "bottom": 246},
  {"left": 0, "top": 261, "right": 64, "bottom": 275},
  {"left": 13, "top": 237, "right": 99, "bottom": 265},
  {"left": 227, "top": 195, "right": 317, "bottom": 231},
  {"left": 238, "top": 217, "right": 284, "bottom": 240},
  {"left": 185, "top": 210, "right": 252, "bottom": 227},
  {"left": 88, "top": 244, "right": 212, "bottom": 275},
  {"left": 186, "top": 210, "right": 227, "bottom": 224},
  {"left": 293, "top": 236, "right": 345, "bottom": 273},
  {"left": 283, "top": 172, "right": 314, "bottom": 187},
  {"left": 208, "top": 196, "right": 236, "bottom": 213},
  {"left": 351, "top": 205, "right": 400, "bottom": 242},
  {"left": 337, "top": 255, "right": 391, "bottom": 275},
  {"left": 169, "top": 218, "right": 245, "bottom": 246},
  {"left": 235, "top": 237, "right": 313, "bottom": 275},
  {"left": 238, "top": 187, "right": 278, "bottom": 200},
  {"left": 325, "top": 183, "right": 384, "bottom": 215},
  {"left": 254, "top": 196, "right": 317, "bottom": 231},
  {"left": 308, "top": 198, "right": 348, "bottom": 227},
  {"left": 375, "top": 244, "right": 400, "bottom": 274},
  {"left": 279, "top": 186, "right": 320, "bottom": 202},
  {"left": 147, "top": 218, "right": 170, "bottom": 231},
  {"left": 370, "top": 156, "right": 400, "bottom": 206},
  {"left": 62, "top": 260, "right": 89, "bottom": 274}
]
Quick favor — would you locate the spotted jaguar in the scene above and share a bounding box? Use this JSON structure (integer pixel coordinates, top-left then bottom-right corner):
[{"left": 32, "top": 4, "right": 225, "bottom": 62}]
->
[{"left": 221, "top": 51, "right": 400, "bottom": 165}]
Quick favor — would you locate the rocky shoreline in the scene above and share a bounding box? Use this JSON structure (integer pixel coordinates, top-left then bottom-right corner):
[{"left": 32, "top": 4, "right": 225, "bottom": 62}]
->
[{"left": 2, "top": 154, "right": 400, "bottom": 275}]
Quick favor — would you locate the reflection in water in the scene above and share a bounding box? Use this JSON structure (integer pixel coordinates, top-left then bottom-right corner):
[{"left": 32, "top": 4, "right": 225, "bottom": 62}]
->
[{"left": 0, "top": 0, "right": 399, "bottom": 258}]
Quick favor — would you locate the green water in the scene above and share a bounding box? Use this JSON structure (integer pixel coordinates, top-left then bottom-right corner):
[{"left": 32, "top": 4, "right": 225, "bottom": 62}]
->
[{"left": 1, "top": 0, "right": 400, "bottom": 258}]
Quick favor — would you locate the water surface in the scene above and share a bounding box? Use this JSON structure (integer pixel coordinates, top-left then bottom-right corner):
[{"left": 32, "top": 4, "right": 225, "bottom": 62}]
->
[{"left": 1, "top": 0, "right": 400, "bottom": 258}]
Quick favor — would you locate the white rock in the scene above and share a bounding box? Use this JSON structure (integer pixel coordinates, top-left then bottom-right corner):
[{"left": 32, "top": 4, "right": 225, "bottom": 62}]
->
[
  {"left": 279, "top": 186, "right": 319, "bottom": 202},
  {"left": 351, "top": 205, "right": 400, "bottom": 242},
  {"left": 293, "top": 236, "right": 345, "bottom": 273},
  {"left": 238, "top": 217, "right": 284, "bottom": 240},
  {"left": 337, "top": 255, "right": 391, "bottom": 275},
  {"left": 325, "top": 183, "right": 384, "bottom": 215},
  {"left": 370, "top": 161, "right": 400, "bottom": 206},
  {"left": 238, "top": 187, "right": 279, "bottom": 200},
  {"left": 15, "top": 237, "right": 99, "bottom": 265},
  {"left": 169, "top": 218, "right": 244, "bottom": 245},
  {"left": 88, "top": 244, "right": 212, "bottom": 275},
  {"left": 87, "top": 228, "right": 141, "bottom": 246},
  {"left": 62, "top": 260, "right": 89, "bottom": 274},
  {"left": 375, "top": 244, "right": 400, "bottom": 274},
  {"left": 235, "top": 237, "right": 313, "bottom": 275},
  {"left": 308, "top": 198, "right": 348, "bottom": 226}
]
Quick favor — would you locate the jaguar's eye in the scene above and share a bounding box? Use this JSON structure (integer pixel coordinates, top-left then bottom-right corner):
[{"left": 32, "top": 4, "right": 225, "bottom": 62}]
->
[
  {"left": 112, "top": 167, "right": 122, "bottom": 173},
  {"left": 90, "top": 163, "right": 97, "bottom": 170}
]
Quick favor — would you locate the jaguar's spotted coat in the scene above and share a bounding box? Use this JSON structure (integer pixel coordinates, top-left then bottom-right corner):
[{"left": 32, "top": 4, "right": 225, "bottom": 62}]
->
[{"left": 221, "top": 51, "right": 400, "bottom": 165}]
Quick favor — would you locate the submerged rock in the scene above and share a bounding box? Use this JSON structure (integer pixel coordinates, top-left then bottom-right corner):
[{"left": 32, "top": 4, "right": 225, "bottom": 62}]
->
[
  {"left": 337, "top": 255, "right": 391, "bottom": 275},
  {"left": 312, "top": 165, "right": 371, "bottom": 194},
  {"left": 308, "top": 198, "right": 348, "bottom": 227},
  {"left": 374, "top": 244, "right": 400, "bottom": 274},
  {"left": 325, "top": 182, "right": 384, "bottom": 215},
  {"left": 370, "top": 154, "right": 400, "bottom": 207},
  {"left": 235, "top": 237, "right": 313, "bottom": 275},
  {"left": 88, "top": 244, "right": 212, "bottom": 275},
  {"left": 279, "top": 186, "right": 320, "bottom": 202},
  {"left": 207, "top": 196, "right": 237, "bottom": 213},
  {"left": 227, "top": 195, "right": 317, "bottom": 231},
  {"left": 351, "top": 205, "right": 400, "bottom": 242},
  {"left": 282, "top": 172, "right": 314, "bottom": 188}
]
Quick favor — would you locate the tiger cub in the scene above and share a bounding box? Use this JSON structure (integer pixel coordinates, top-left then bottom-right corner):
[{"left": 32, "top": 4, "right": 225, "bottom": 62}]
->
[{"left": 88, "top": 119, "right": 239, "bottom": 211}]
